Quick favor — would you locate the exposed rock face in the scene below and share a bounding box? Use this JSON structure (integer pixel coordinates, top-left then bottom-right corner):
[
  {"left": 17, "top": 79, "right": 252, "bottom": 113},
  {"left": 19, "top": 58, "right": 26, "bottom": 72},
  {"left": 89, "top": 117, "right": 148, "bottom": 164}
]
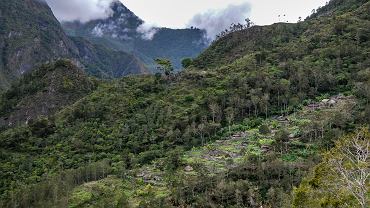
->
[
  {"left": 0, "top": 0, "right": 79, "bottom": 89},
  {"left": 0, "top": 0, "right": 149, "bottom": 91}
]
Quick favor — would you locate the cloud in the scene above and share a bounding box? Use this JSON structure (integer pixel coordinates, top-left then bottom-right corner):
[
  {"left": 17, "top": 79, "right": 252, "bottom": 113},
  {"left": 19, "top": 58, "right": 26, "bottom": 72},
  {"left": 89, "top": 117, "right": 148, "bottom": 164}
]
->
[
  {"left": 44, "top": 0, "right": 115, "bottom": 23},
  {"left": 136, "top": 23, "right": 158, "bottom": 40},
  {"left": 188, "top": 2, "right": 251, "bottom": 40}
]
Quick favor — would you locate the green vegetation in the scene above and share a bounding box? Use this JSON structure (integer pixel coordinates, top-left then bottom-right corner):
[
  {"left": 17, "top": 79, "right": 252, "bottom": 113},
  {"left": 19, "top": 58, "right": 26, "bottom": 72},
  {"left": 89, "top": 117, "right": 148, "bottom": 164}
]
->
[
  {"left": 0, "top": 0, "right": 149, "bottom": 91},
  {"left": 62, "top": 1, "right": 207, "bottom": 71},
  {"left": 72, "top": 37, "right": 149, "bottom": 78},
  {"left": 154, "top": 58, "right": 174, "bottom": 76},
  {"left": 0, "top": 0, "right": 369, "bottom": 207},
  {"left": 293, "top": 128, "right": 369, "bottom": 208},
  {"left": 0, "top": 59, "right": 96, "bottom": 127},
  {"left": 0, "top": 0, "right": 78, "bottom": 90}
]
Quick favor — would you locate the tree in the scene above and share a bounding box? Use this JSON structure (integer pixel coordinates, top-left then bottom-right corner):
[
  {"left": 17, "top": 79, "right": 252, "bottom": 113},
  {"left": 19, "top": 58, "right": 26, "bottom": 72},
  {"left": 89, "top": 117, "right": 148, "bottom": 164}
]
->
[
  {"left": 259, "top": 124, "right": 270, "bottom": 135},
  {"left": 274, "top": 129, "right": 289, "bottom": 154},
  {"left": 155, "top": 58, "right": 174, "bottom": 76},
  {"left": 245, "top": 18, "right": 254, "bottom": 28},
  {"left": 225, "top": 107, "right": 235, "bottom": 138},
  {"left": 209, "top": 102, "right": 221, "bottom": 123},
  {"left": 327, "top": 128, "right": 370, "bottom": 208},
  {"left": 181, "top": 58, "right": 193, "bottom": 69},
  {"left": 261, "top": 93, "right": 270, "bottom": 118},
  {"left": 29, "top": 116, "right": 56, "bottom": 138},
  {"left": 198, "top": 123, "right": 206, "bottom": 146},
  {"left": 166, "top": 148, "right": 183, "bottom": 171},
  {"left": 293, "top": 128, "right": 370, "bottom": 208}
]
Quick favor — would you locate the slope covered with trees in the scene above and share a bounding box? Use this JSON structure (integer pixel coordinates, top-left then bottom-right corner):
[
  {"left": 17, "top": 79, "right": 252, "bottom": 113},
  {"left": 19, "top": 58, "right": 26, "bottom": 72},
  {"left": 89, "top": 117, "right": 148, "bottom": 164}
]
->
[
  {"left": 0, "top": 0, "right": 369, "bottom": 207},
  {"left": 293, "top": 128, "right": 369, "bottom": 208},
  {"left": 0, "top": 0, "right": 148, "bottom": 91},
  {"left": 0, "top": 59, "right": 97, "bottom": 128}
]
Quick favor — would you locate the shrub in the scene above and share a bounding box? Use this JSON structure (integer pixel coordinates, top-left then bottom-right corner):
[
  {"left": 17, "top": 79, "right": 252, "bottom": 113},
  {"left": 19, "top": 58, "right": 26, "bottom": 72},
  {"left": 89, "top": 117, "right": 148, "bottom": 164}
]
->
[{"left": 259, "top": 124, "right": 271, "bottom": 135}]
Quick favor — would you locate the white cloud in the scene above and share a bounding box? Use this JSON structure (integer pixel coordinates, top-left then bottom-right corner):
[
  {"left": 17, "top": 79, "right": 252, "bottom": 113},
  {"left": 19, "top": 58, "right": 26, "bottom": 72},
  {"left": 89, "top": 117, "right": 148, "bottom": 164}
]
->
[
  {"left": 136, "top": 23, "right": 158, "bottom": 40},
  {"left": 45, "top": 0, "right": 115, "bottom": 23},
  {"left": 122, "top": 0, "right": 327, "bottom": 27},
  {"left": 45, "top": 0, "right": 328, "bottom": 28},
  {"left": 188, "top": 3, "right": 251, "bottom": 40}
]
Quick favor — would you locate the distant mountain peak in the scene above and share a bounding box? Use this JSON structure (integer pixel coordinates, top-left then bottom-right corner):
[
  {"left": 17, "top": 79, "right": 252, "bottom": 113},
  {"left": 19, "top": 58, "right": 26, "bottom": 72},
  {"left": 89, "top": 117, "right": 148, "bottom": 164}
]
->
[
  {"left": 89, "top": 0, "right": 143, "bottom": 39},
  {"left": 62, "top": 0, "right": 208, "bottom": 71},
  {"left": 109, "top": 1, "right": 137, "bottom": 20},
  {"left": 110, "top": 0, "right": 129, "bottom": 14}
]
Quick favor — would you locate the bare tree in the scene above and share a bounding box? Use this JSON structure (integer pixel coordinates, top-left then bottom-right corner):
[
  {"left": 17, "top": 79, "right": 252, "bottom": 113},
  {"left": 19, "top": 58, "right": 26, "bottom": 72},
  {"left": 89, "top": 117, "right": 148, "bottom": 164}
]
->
[
  {"left": 327, "top": 128, "right": 369, "bottom": 208},
  {"left": 209, "top": 102, "right": 220, "bottom": 123},
  {"left": 198, "top": 123, "right": 206, "bottom": 146},
  {"left": 225, "top": 107, "right": 235, "bottom": 138}
]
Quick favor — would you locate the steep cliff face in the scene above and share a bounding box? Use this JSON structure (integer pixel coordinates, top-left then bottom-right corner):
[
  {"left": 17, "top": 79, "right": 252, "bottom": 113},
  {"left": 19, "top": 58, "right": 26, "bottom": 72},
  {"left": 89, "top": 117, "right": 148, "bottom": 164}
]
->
[
  {"left": 0, "top": 0, "right": 78, "bottom": 89},
  {"left": 0, "top": 0, "right": 148, "bottom": 91}
]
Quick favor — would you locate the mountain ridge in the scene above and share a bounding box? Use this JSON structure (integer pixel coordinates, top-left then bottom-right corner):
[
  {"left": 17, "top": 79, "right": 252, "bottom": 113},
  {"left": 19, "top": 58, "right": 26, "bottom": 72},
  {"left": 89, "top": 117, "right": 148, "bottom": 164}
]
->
[
  {"left": 62, "top": 0, "right": 208, "bottom": 71},
  {"left": 0, "top": 0, "right": 149, "bottom": 91},
  {"left": 0, "top": 0, "right": 369, "bottom": 207}
]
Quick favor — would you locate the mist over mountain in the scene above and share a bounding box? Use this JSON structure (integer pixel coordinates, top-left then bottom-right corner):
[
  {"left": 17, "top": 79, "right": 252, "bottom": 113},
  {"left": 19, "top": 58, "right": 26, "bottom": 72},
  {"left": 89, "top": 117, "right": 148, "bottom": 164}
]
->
[
  {"left": 44, "top": 0, "right": 115, "bottom": 23},
  {"left": 62, "top": 1, "right": 208, "bottom": 71},
  {"left": 0, "top": 0, "right": 148, "bottom": 91},
  {"left": 0, "top": 0, "right": 369, "bottom": 207},
  {"left": 188, "top": 2, "right": 251, "bottom": 40}
]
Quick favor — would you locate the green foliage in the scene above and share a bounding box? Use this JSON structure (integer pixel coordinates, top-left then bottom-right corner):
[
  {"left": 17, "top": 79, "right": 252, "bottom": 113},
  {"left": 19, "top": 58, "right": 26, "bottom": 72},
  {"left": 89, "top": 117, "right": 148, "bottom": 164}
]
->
[
  {"left": 0, "top": 60, "right": 96, "bottom": 127},
  {"left": 259, "top": 124, "right": 271, "bottom": 135},
  {"left": 181, "top": 58, "right": 194, "bottom": 68},
  {"left": 72, "top": 37, "right": 149, "bottom": 78},
  {"left": 28, "top": 117, "right": 55, "bottom": 138},
  {"left": 165, "top": 148, "right": 183, "bottom": 171},
  {"left": 0, "top": 1, "right": 370, "bottom": 207},
  {"left": 155, "top": 58, "right": 174, "bottom": 76},
  {"left": 293, "top": 127, "right": 370, "bottom": 208},
  {"left": 0, "top": 0, "right": 78, "bottom": 91}
]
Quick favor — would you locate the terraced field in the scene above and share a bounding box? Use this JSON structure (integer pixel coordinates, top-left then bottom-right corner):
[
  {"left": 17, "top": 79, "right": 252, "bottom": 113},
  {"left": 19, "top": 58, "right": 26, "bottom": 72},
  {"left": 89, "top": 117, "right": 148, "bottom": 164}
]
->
[{"left": 68, "top": 95, "right": 357, "bottom": 207}]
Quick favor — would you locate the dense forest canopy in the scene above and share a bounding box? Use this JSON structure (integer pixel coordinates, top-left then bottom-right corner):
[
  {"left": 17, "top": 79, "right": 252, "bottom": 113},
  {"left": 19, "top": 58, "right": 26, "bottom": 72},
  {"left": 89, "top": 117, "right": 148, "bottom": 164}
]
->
[{"left": 0, "top": 0, "right": 369, "bottom": 207}]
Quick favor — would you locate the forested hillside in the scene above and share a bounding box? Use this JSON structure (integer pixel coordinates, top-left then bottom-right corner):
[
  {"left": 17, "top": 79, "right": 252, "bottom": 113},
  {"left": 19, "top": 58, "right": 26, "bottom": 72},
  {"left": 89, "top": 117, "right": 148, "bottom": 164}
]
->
[
  {"left": 0, "top": 60, "right": 97, "bottom": 128},
  {"left": 0, "top": 0, "right": 148, "bottom": 91},
  {"left": 0, "top": 0, "right": 369, "bottom": 207}
]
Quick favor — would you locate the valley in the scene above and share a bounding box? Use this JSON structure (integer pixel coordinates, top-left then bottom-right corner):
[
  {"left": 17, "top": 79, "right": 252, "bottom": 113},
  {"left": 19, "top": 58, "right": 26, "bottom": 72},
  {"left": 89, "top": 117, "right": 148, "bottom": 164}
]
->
[{"left": 0, "top": 0, "right": 369, "bottom": 207}]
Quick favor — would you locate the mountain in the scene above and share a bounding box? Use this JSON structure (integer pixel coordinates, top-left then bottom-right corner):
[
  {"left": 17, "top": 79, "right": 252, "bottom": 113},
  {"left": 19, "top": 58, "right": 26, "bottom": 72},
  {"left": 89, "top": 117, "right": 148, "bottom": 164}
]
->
[
  {"left": 0, "top": 0, "right": 148, "bottom": 91},
  {"left": 0, "top": 0, "right": 78, "bottom": 89},
  {"left": 0, "top": 0, "right": 369, "bottom": 207},
  {"left": 72, "top": 37, "right": 148, "bottom": 78},
  {"left": 308, "top": 0, "right": 369, "bottom": 18},
  {"left": 62, "top": 0, "right": 208, "bottom": 71},
  {"left": 0, "top": 59, "right": 96, "bottom": 128},
  {"left": 194, "top": 0, "right": 370, "bottom": 70}
]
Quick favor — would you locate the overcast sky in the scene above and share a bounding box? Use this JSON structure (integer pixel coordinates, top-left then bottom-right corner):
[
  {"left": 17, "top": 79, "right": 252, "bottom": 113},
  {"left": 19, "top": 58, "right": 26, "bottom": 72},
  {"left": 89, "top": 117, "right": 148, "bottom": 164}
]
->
[
  {"left": 47, "top": 0, "right": 329, "bottom": 27},
  {"left": 122, "top": 0, "right": 328, "bottom": 27},
  {"left": 46, "top": 0, "right": 328, "bottom": 39}
]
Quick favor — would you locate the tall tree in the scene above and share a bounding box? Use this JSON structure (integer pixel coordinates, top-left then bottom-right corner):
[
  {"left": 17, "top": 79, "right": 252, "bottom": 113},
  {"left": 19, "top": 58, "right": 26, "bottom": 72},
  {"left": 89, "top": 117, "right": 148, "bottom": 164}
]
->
[
  {"left": 155, "top": 58, "right": 174, "bottom": 76},
  {"left": 225, "top": 107, "right": 235, "bottom": 138},
  {"left": 327, "top": 128, "right": 370, "bottom": 208}
]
